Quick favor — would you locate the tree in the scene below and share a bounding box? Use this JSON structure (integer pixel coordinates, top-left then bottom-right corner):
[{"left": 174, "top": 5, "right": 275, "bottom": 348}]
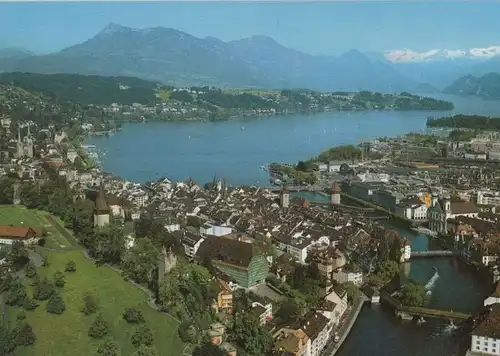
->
[
  {"left": 131, "top": 325, "right": 154, "bottom": 347},
  {"left": 13, "top": 322, "right": 36, "bottom": 346},
  {"left": 192, "top": 341, "right": 225, "bottom": 356},
  {"left": 389, "top": 237, "right": 403, "bottom": 263},
  {"left": 23, "top": 297, "right": 39, "bottom": 311},
  {"left": 123, "top": 307, "right": 145, "bottom": 324},
  {"left": 53, "top": 271, "right": 66, "bottom": 288},
  {"left": 97, "top": 339, "right": 121, "bottom": 356},
  {"left": 81, "top": 293, "right": 99, "bottom": 315},
  {"left": 132, "top": 345, "right": 159, "bottom": 356},
  {"left": 33, "top": 277, "right": 54, "bottom": 301},
  {"left": 89, "top": 224, "right": 126, "bottom": 264},
  {"left": 341, "top": 282, "right": 360, "bottom": 303},
  {"left": 46, "top": 293, "right": 66, "bottom": 314},
  {"left": 24, "top": 261, "right": 37, "bottom": 278},
  {"left": 16, "top": 311, "right": 27, "bottom": 321},
  {"left": 178, "top": 321, "right": 198, "bottom": 343},
  {"left": 6, "top": 280, "right": 27, "bottom": 307},
  {"left": 121, "top": 239, "right": 159, "bottom": 285},
  {"left": 0, "top": 326, "right": 16, "bottom": 355},
  {"left": 399, "top": 279, "right": 427, "bottom": 307},
  {"left": 65, "top": 260, "right": 76, "bottom": 272},
  {"left": 89, "top": 314, "right": 109, "bottom": 339},
  {"left": 228, "top": 312, "right": 272, "bottom": 356},
  {"left": 373, "top": 260, "right": 400, "bottom": 285}
]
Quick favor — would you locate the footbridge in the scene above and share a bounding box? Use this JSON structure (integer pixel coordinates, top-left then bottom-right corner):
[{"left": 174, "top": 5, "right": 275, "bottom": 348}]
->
[
  {"left": 379, "top": 290, "right": 471, "bottom": 321},
  {"left": 411, "top": 250, "right": 458, "bottom": 258},
  {"left": 269, "top": 185, "right": 325, "bottom": 193}
]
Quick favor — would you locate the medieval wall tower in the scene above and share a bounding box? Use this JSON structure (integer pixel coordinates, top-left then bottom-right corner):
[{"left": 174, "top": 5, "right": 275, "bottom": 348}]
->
[{"left": 93, "top": 184, "right": 110, "bottom": 227}]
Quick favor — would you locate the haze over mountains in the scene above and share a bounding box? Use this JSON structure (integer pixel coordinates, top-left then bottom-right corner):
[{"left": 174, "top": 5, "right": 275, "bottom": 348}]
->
[{"left": 1, "top": 23, "right": 500, "bottom": 93}]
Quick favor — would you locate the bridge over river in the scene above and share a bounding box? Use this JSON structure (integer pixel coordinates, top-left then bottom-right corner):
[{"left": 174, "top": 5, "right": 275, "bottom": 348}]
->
[
  {"left": 410, "top": 250, "right": 459, "bottom": 258},
  {"left": 379, "top": 290, "right": 471, "bottom": 321}
]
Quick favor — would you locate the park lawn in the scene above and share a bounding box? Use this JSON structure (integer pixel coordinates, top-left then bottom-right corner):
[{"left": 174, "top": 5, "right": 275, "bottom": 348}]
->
[
  {"left": 0, "top": 205, "right": 74, "bottom": 249},
  {"left": 10, "top": 249, "right": 184, "bottom": 356}
]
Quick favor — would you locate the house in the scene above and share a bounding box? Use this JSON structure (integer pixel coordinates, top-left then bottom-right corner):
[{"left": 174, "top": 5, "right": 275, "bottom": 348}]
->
[
  {"left": 332, "top": 265, "right": 363, "bottom": 286},
  {"left": 320, "top": 286, "right": 348, "bottom": 325},
  {"left": 274, "top": 329, "right": 310, "bottom": 356},
  {"left": 251, "top": 301, "right": 273, "bottom": 325},
  {"left": 468, "top": 304, "right": 500, "bottom": 355},
  {"left": 484, "top": 282, "right": 500, "bottom": 307},
  {"left": 182, "top": 233, "right": 205, "bottom": 259},
  {"left": 195, "top": 236, "right": 269, "bottom": 288},
  {"left": 215, "top": 279, "right": 233, "bottom": 315},
  {"left": 0, "top": 226, "right": 40, "bottom": 245},
  {"left": 298, "top": 312, "right": 332, "bottom": 356}
]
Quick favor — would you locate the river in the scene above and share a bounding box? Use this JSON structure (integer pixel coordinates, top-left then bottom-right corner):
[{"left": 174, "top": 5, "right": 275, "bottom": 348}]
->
[{"left": 87, "top": 93, "right": 499, "bottom": 355}]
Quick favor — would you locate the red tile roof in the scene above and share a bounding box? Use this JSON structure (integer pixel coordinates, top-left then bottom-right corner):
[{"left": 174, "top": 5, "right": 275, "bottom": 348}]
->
[{"left": 0, "top": 226, "right": 39, "bottom": 239}]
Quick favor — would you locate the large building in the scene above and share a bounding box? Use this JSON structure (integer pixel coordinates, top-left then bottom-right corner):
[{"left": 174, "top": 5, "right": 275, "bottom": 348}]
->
[
  {"left": 468, "top": 304, "right": 500, "bottom": 356},
  {"left": 195, "top": 235, "right": 269, "bottom": 288}
]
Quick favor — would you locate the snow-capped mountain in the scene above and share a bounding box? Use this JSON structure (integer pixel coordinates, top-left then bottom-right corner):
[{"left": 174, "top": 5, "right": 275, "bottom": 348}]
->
[{"left": 384, "top": 46, "right": 500, "bottom": 63}]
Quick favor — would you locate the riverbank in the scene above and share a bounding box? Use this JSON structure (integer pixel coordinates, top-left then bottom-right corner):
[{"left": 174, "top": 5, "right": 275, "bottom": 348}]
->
[{"left": 327, "top": 293, "right": 368, "bottom": 356}]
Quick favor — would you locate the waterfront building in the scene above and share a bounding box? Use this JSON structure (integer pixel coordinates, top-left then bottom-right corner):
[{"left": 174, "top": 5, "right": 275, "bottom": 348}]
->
[
  {"left": 331, "top": 182, "right": 341, "bottom": 206},
  {"left": 195, "top": 235, "right": 269, "bottom": 288},
  {"left": 396, "top": 197, "right": 428, "bottom": 221},
  {"left": 93, "top": 184, "right": 110, "bottom": 227},
  {"left": 468, "top": 304, "right": 500, "bottom": 355},
  {"left": 320, "top": 285, "right": 348, "bottom": 325},
  {"left": 428, "top": 192, "right": 479, "bottom": 234},
  {"left": 299, "top": 312, "right": 332, "bottom": 356},
  {"left": 484, "top": 282, "right": 500, "bottom": 307}
]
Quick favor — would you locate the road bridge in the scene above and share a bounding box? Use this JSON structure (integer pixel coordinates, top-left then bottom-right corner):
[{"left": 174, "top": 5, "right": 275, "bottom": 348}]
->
[{"left": 269, "top": 186, "right": 325, "bottom": 193}]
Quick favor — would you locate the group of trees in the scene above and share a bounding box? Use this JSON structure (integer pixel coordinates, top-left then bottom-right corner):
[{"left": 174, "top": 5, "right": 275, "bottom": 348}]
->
[
  {"left": 87, "top": 307, "right": 157, "bottom": 356},
  {"left": 159, "top": 262, "right": 216, "bottom": 334},
  {"left": 0, "top": 321, "right": 36, "bottom": 354},
  {"left": 427, "top": 114, "right": 500, "bottom": 130}
]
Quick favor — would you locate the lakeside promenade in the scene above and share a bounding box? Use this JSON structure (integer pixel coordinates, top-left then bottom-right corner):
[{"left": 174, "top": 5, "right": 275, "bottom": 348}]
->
[{"left": 323, "top": 292, "right": 368, "bottom": 356}]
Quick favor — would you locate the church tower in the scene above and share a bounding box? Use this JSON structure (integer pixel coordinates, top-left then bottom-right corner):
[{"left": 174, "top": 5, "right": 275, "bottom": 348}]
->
[
  {"left": 16, "top": 125, "right": 23, "bottom": 158},
  {"left": 25, "top": 123, "right": 34, "bottom": 158},
  {"left": 93, "top": 184, "right": 110, "bottom": 227},
  {"left": 331, "top": 182, "right": 341, "bottom": 206}
]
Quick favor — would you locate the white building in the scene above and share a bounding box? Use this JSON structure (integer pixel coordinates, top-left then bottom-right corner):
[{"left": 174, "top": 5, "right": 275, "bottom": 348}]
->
[
  {"left": 200, "top": 223, "right": 232, "bottom": 237},
  {"left": 484, "top": 282, "right": 500, "bottom": 307},
  {"left": 300, "top": 313, "right": 332, "bottom": 356},
  {"left": 396, "top": 197, "right": 428, "bottom": 221},
  {"left": 332, "top": 268, "right": 363, "bottom": 286},
  {"left": 182, "top": 233, "right": 205, "bottom": 258},
  {"left": 469, "top": 305, "right": 500, "bottom": 355},
  {"left": 321, "top": 286, "right": 348, "bottom": 325}
]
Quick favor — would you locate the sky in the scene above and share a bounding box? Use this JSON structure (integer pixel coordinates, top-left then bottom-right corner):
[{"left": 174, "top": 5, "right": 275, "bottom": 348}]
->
[{"left": 0, "top": 1, "right": 500, "bottom": 55}]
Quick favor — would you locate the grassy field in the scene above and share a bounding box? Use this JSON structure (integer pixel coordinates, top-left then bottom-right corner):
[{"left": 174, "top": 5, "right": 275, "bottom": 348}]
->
[
  {"left": 0, "top": 205, "right": 76, "bottom": 249},
  {"left": 9, "top": 249, "right": 184, "bottom": 356}
]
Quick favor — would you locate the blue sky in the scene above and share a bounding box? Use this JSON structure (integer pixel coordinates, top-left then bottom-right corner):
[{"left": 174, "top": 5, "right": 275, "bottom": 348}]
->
[{"left": 0, "top": 1, "right": 499, "bottom": 55}]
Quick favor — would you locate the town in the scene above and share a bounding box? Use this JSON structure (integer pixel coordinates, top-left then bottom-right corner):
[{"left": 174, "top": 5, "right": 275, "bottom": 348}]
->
[{"left": 0, "top": 81, "right": 499, "bottom": 356}]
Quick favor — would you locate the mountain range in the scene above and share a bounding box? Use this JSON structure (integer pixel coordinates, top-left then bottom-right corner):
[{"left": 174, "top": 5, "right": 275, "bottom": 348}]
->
[{"left": 1, "top": 23, "right": 500, "bottom": 93}]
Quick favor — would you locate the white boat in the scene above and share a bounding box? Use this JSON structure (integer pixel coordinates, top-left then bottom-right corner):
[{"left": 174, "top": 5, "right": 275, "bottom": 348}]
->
[{"left": 417, "top": 317, "right": 426, "bottom": 325}]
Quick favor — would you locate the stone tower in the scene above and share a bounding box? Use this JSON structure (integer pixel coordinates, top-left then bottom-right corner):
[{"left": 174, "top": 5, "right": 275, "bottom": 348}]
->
[
  {"left": 93, "top": 184, "right": 110, "bottom": 227},
  {"left": 280, "top": 185, "right": 290, "bottom": 209},
  {"left": 331, "top": 182, "right": 341, "bottom": 205},
  {"left": 16, "top": 125, "right": 23, "bottom": 158},
  {"left": 24, "top": 123, "right": 34, "bottom": 158}
]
